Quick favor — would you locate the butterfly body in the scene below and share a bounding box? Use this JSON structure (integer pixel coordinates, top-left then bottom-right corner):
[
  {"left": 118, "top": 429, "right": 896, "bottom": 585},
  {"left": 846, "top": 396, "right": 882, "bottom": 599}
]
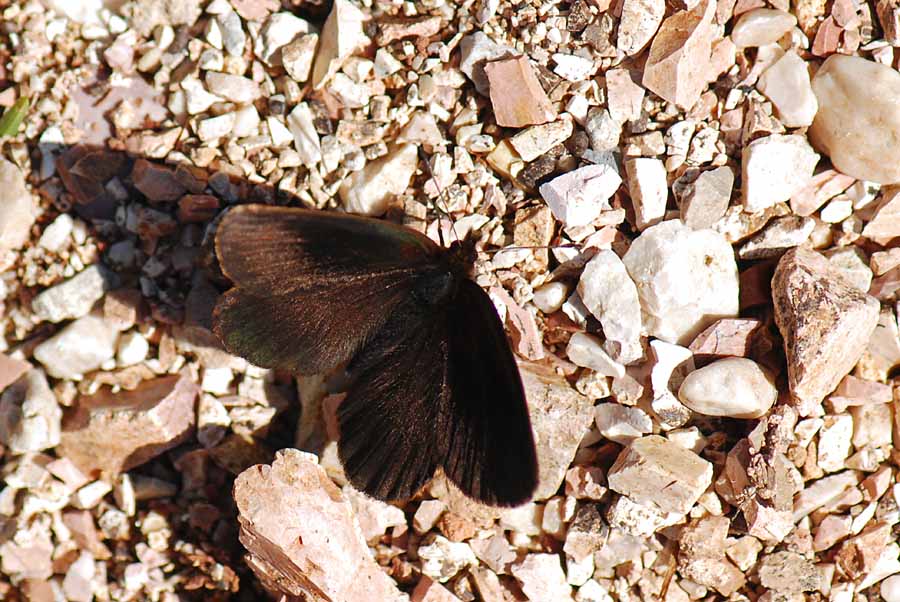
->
[{"left": 213, "top": 204, "right": 538, "bottom": 506}]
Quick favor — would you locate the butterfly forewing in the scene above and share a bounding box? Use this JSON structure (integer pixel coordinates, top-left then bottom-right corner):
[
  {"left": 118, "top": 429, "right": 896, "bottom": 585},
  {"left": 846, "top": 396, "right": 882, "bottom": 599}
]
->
[
  {"left": 442, "top": 280, "right": 538, "bottom": 506},
  {"left": 213, "top": 205, "right": 440, "bottom": 373}
]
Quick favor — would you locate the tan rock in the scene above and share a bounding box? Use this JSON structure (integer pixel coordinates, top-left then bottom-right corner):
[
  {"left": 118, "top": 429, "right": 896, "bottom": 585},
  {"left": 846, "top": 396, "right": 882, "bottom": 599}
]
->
[
  {"left": 411, "top": 576, "right": 462, "bottom": 602},
  {"left": 757, "top": 551, "right": 821, "bottom": 593},
  {"left": 678, "top": 516, "right": 746, "bottom": 596},
  {"left": 484, "top": 56, "right": 557, "bottom": 127},
  {"left": 625, "top": 157, "right": 668, "bottom": 230},
  {"left": 57, "top": 372, "right": 198, "bottom": 475},
  {"left": 826, "top": 374, "right": 893, "bottom": 413},
  {"left": 810, "top": 54, "right": 900, "bottom": 184},
  {"left": 607, "top": 435, "right": 713, "bottom": 514},
  {"left": 520, "top": 362, "right": 595, "bottom": 500},
  {"left": 862, "top": 186, "right": 900, "bottom": 244},
  {"left": 339, "top": 143, "right": 418, "bottom": 216},
  {"left": 789, "top": 169, "right": 855, "bottom": 217},
  {"left": 509, "top": 119, "right": 573, "bottom": 162},
  {"left": 234, "top": 449, "right": 406, "bottom": 602},
  {"left": 772, "top": 247, "right": 881, "bottom": 415},
  {"left": 617, "top": 0, "right": 666, "bottom": 55},
  {"left": 678, "top": 166, "right": 734, "bottom": 230},
  {"left": 311, "top": 0, "right": 368, "bottom": 89},
  {"left": 642, "top": 0, "right": 717, "bottom": 109},
  {"left": 0, "top": 353, "right": 31, "bottom": 395}
]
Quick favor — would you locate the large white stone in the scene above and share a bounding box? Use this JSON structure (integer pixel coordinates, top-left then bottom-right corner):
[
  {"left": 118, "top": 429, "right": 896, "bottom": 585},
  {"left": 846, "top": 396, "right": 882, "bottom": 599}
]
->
[
  {"left": 742, "top": 135, "right": 819, "bottom": 213},
  {"left": 810, "top": 54, "right": 900, "bottom": 184},
  {"left": 577, "top": 251, "right": 642, "bottom": 364},
  {"left": 622, "top": 220, "right": 739, "bottom": 346},
  {"left": 757, "top": 50, "right": 818, "bottom": 127},
  {"left": 678, "top": 357, "right": 777, "bottom": 419}
]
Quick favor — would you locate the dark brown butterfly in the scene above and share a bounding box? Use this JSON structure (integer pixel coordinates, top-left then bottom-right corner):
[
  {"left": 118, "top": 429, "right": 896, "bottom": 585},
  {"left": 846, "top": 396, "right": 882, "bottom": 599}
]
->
[{"left": 212, "top": 204, "right": 538, "bottom": 506}]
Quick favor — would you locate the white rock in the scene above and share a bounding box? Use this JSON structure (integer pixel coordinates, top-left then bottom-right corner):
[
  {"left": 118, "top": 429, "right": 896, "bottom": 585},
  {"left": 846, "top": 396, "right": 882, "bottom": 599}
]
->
[
  {"left": 232, "top": 105, "right": 261, "bottom": 138},
  {"left": 566, "top": 333, "right": 626, "bottom": 378},
  {"left": 809, "top": 54, "right": 900, "bottom": 184},
  {"left": 339, "top": 143, "right": 418, "bottom": 216},
  {"left": 817, "top": 414, "right": 853, "bottom": 473},
  {"left": 533, "top": 281, "right": 570, "bottom": 314},
  {"left": 577, "top": 251, "right": 642, "bottom": 364},
  {"left": 881, "top": 574, "right": 900, "bottom": 602},
  {"left": 819, "top": 197, "right": 853, "bottom": 223},
  {"left": 311, "top": 0, "right": 368, "bottom": 89},
  {"left": 742, "top": 134, "right": 819, "bottom": 212},
  {"left": 678, "top": 357, "right": 777, "bottom": 418},
  {"left": 62, "top": 550, "right": 95, "bottom": 602},
  {"left": 38, "top": 213, "right": 74, "bottom": 252},
  {"left": 266, "top": 116, "right": 294, "bottom": 147},
  {"left": 116, "top": 331, "right": 149, "bottom": 367},
  {"left": 594, "top": 403, "right": 652, "bottom": 444},
  {"left": 43, "top": 0, "right": 104, "bottom": 24},
  {"left": 757, "top": 50, "right": 818, "bottom": 127},
  {"left": 197, "top": 112, "right": 237, "bottom": 142},
  {"left": 622, "top": 220, "right": 739, "bottom": 345},
  {"left": 511, "top": 553, "right": 573, "bottom": 601},
  {"left": 197, "top": 394, "right": 230, "bottom": 448},
  {"left": 539, "top": 164, "right": 622, "bottom": 228},
  {"left": 649, "top": 339, "right": 694, "bottom": 429},
  {"left": 413, "top": 500, "right": 446, "bottom": 534},
  {"left": 33, "top": 315, "right": 119, "bottom": 380},
  {"left": 181, "top": 77, "right": 223, "bottom": 115},
  {"left": 553, "top": 53, "right": 595, "bottom": 82},
  {"left": 617, "top": 0, "right": 666, "bottom": 55},
  {"left": 577, "top": 580, "right": 613, "bottom": 602},
  {"left": 0, "top": 158, "right": 38, "bottom": 256},
  {"left": 205, "top": 72, "right": 261, "bottom": 104},
  {"left": 824, "top": 247, "right": 872, "bottom": 293},
  {"left": 625, "top": 157, "right": 668, "bottom": 230},
  {"left": 287, "top": 103, "right": 321, "bottom": 165},
  {"left": 343, "top": 486, "right": 407, "bottom": 543},
  {"left": 731, "top": 8, "right": 797, "bottom": 48},
  {"left": 254, "top": 12, "right": 313, "bottom": 66},
  {"left": 419, "top": 536, "right": 477, "bottom": 582},
  {"left": 0, "top": 369, "right": 61, "bottom": 453},
  {"left": 282, "top": 34, "right": 318, "bottom": 82}
]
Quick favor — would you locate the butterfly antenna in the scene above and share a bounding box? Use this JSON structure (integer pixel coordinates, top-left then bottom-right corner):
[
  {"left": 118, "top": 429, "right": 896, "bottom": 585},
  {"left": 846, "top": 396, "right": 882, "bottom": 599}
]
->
[{"left": 418, "top": 147, "right": 458, "bottom": 246}]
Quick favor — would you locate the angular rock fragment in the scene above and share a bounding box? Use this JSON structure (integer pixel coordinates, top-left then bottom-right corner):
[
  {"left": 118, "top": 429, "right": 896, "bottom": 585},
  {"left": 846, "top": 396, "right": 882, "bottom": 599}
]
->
[
  {"left": 731, "top": 8, "right": 797, "bottom": 47},
  {"left": 57, "top": 372, "right": 198, "bottom": 475},
  {"left": 677, "top": 516, "right": 746, "bottom": 596},
  {"left": 510, "top": 554, "right": 572, "bottom": 601},
  {"left": 772, "top": 247, "right": 880, "bottom": 415},
  {"left": 339, "top": 143, "right": 418, "bottom": 216},
  {"left": 688, "top": 318, "right": 761, "bottom": 358},
  {"left": 311, "top": 0, "right": 368, "bottom": 89},
  {"left": 484, "top": 56, "right": 557, "bottom": 127},
  {"left": 617, "top": 0, "right": 665, "bottom": 56},
  {"left": 0, "top": 158, "right": 38, "bottom": 257},
  {"left": 642, "top": 0, "right": 717, "bottom": 109},
  {"left": 678, "top": 166, "right": 733, "bottom": 230},
  {"left": 31, "top": 264, "right": 119, "bottom": 323},
  {"left": 607, "top": 435, "right": 713, "bottom": 514},
  {"left": 577, "top": 250, "right": 642, "bottom": 364},
  {"left": 0, "top": 369, "right": 61, "bottom": 453},
  {"left": 625, "top": 157, "right": 667, "bottom": 231},
  {"left": 861, "top": 186, "right": 900, "bottom": 244},
  {"left": 757, "top": 551, "right": 821, "bottom": 593},
  {"left": 33, "top": 314, "right": 119, "bottom": 380},
  {"left": 757, "top": 50, "right": 818, "bottom": 127},
  {"left": 737, "top": 215, "right": 815, "bottom": 260},
  {"left": 539, "top": 164, "right": 621, "bottom": 228},
  {"left": 234, "top": 449, "right": 406, "bottom": 602}
]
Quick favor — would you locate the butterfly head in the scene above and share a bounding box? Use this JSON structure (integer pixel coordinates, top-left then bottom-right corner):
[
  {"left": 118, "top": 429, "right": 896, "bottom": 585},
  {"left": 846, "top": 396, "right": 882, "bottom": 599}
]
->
[{"left": 447, "top": 238, "right": 478, "bottom": 279}]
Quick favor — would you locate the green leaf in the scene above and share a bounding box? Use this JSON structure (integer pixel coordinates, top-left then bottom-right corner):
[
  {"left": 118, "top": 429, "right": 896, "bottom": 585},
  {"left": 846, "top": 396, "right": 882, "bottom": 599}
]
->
[{"left": 0, "top": 97, "right": 29, "bottom": 137}]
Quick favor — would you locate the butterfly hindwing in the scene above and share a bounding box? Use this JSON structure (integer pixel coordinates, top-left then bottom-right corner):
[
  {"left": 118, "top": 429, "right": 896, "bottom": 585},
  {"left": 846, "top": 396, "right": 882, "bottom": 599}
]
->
[
  {"left": 213, "top": 205, "right": 442, "bottom": 373},
  {"left": 441, "top": 279, "right": 538, "bottom": 506},
  {"left": 337, "top": 296, "right": 450, "bottom": 501}
]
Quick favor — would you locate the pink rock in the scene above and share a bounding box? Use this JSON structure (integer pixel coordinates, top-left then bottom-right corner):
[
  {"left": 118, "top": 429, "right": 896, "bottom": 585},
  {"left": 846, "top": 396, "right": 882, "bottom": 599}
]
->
[
  {"left": 0, "top": 353, "right": 29, "bottom": 393},
  {"left": 678, "top": 516, "right": 746, "bottom": 596},
  {"left": 688, "top": 318, "right": 762, "bottom": 358},
  {"left": 835, "top": 522, "right": 891, "bottom": 579},
  {"left": 564, "top": 465, "right": 607, "bottom": 500},
  {"left": 789, "top": 169, "right": 856, "bottom": 216},
  {"left": 812, "top": 16, "right": 842, "bottom": 56},
  {"left": 62, "top": 510, "right": 111, "bottom": 560},
  {"left": 490, "top": 287, "right": 544, "bottom": 360},
  {"left": 411, "top": 576, "right": 463, "bottom": 602},
  {"left": 642, "top": 0, "right": 718, "bottom": 109},
  {"left": 484, "top": 56, "right": 557, "bottom": 127},
  {"left": 606, "top": 69, "right": 645, "bottom": 123},
  {"left": 234, "top": 449, "right": 406, "bottom": 602},
  {"left": 826, "top": 374, "right": 892, "bottom": 413},
  {"left": 57, "top": 372, "right": 198, "bottom": 475}
]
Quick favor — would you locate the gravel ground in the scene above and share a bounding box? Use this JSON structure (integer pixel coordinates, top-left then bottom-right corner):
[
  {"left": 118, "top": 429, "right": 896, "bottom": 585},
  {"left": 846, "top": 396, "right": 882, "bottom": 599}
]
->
[{"left": 0, "top": 0, "right": 899, "bottom": 601}]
